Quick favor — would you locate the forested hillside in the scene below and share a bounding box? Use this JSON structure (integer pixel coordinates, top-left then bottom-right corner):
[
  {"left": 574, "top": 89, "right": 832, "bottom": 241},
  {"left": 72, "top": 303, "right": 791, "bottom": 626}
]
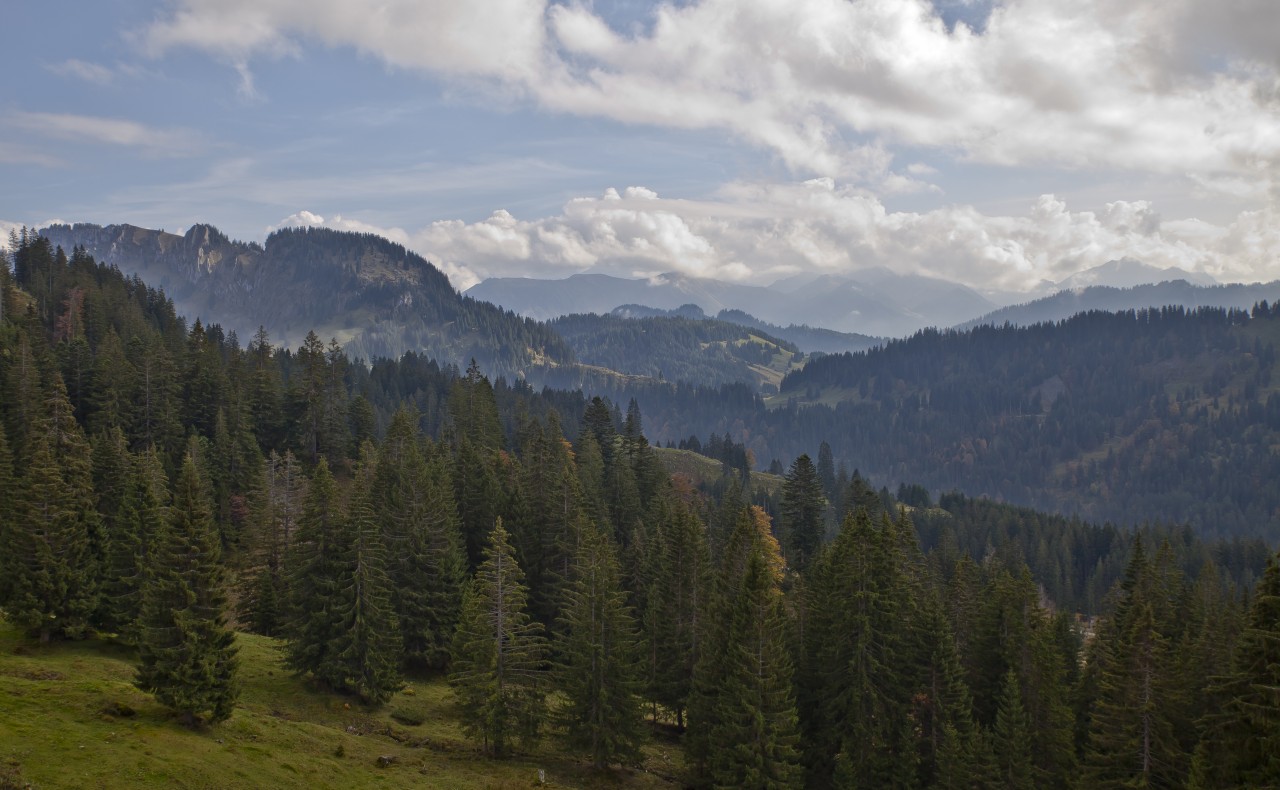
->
[
  {"left": 548, "top": 312, "right": 802, "bottom": 391},
  {"left": 958, "top": 279, "right": 1280, "bottom": 331},
  {"left": 38, "top": 223, "right": 572, "bottom": 379},
  {"left": 580, "top": 307, "right": 1280, "bottom": 538},
  {"left": 612, "top": 303, "right": 883, "bottom": 354},
  {"left": 3, "top": 230, "right": 1280, "bottom": 789}
]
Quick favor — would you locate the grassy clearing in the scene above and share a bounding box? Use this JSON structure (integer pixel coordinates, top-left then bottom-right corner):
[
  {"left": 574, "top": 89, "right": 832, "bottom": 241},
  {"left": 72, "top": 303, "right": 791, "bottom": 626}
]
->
[
  {"left": 654, "top": 447, "right": 784, "bottom": 496},
  {"left": 0, "top": 621, "right": 682, "bottom": 789}
]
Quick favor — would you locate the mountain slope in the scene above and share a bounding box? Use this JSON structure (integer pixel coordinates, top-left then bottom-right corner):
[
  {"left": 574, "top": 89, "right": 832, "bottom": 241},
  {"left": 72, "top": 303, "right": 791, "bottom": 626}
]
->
[
  {"left": 958, "top": 279, "right": 1280, "bottom": 330},
  {"left": 611, "top": 304, "right": 883, "bottom": 354},
  {"left": 38, "top": 223, "right": 572, "bottom": 378},
  {"left": 548, "top": 312, "right": 803, "bottom": 391},
  {"left": 1054, "top": 258, "right": 1217, "bottom": 290},
  {"left": 468, "top": 269, "right": 995, "bottom": 337}
]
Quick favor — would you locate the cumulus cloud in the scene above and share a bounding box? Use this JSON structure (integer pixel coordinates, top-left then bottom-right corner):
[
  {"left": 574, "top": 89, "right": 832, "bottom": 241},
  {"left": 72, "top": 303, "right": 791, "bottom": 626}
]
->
[
  {"left": 143, "top": 0, "right": 1280, "bottom": 193},
  {"left": 273, "top": 181, "right": 1280, "bottom": 293},
  {"left": 7, "top": 112, "right": 207, "bottom": 157}
]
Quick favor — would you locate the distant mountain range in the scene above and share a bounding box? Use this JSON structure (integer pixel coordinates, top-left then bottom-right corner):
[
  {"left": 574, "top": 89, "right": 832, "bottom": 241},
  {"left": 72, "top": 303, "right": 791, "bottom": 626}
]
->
[
  {"left": 1051, "top": 258, "right": 1217, "bottom": 291},
  {"left": 467, "top": 268, "right": 996, "bottom": 338},
  {"left": 466, "top": 260, "right": 1239, "bottom": 339},
  {"left": 960, "top": 279, "right": 1280, "bottom": 330}
]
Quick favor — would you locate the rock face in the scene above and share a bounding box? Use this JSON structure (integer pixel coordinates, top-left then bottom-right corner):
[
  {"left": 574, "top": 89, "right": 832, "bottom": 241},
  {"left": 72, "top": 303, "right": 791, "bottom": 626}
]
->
[{"left": 39, "top": 222, "right": 571, "bottom": 377}]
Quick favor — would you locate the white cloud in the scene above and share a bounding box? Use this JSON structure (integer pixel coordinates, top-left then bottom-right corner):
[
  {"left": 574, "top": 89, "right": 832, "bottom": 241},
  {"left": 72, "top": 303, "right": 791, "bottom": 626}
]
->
[
  {"left": 7, "top": 112, "right": 206, "bottom": 157},
  {"left": 273, "top": 181, "right": 1280, "bottom": 293},
  {"left": 142, "top": 0, "right": 1280, "bottom": 195},
  {"left": 48, "top": 59, "right": 116, "bottom": 84}
]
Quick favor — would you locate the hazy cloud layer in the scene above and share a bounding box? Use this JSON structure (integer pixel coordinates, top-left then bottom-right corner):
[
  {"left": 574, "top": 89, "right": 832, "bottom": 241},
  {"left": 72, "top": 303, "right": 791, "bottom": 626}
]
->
[
  {"left": 145, "top": 0, "right": 1280, "bottom": 194},
  {"left": 275, "top": 181, "right": 1280, "bottom": 293},
  {"left": 7, "top": 112, "right": 207, "bottom": 157}
]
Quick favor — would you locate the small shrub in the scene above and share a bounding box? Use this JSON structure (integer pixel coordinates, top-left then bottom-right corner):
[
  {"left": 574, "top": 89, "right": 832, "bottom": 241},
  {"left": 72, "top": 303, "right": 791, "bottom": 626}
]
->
[
  {"left": 102, "top": 700, "right": 137, "bottom": 718},
  {"left": 390, "top": 708, "right": 425, "bottom": 726}
]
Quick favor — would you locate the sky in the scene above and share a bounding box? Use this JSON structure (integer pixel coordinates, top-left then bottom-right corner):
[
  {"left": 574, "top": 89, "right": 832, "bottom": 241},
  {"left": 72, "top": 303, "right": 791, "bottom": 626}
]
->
[{"left": 2, "top": 0, "right": 1279, "bottom": 294}]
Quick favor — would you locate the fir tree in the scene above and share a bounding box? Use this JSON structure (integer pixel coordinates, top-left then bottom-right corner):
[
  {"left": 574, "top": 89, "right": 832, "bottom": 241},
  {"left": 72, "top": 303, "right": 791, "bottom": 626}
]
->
[
  {"left": 283, "top": 458, "right": 348, "bottom": 685},
  {"left": 554, "top": 526, "right": 646, "bottom": 769},
  {"left": 327, "top": 444, "right": 402, "bottom": 704},
  {"left": 780, "top": 453, "right": 825, "bottom": 573},
  {"left": 992, "top": 668, "right": 1035, "bottom": 790},
  {"left": 707, "top": 546, "right": 804, "bottom": 789},
  {"left": 449, "top": 518, "right": 548, "bottom": 757},
  {"left": 1190, "top": 551, "right": 1280, "bottom": 788},
  {"left": 99, "top": 447, "right": 169, "bottom": 641},
  {"left": 135, "top": 447, "right": 238, "bottom": 725},
  {"left": 382, "top": 431, "right": 467, "bottom": 672},
  {"left": 8, "top": 373, "right": 100, "bottom": 642},
  {"left": 240, "top": 450, "right": 304, "bottom": 637},
  {"left": 799, "top": 510, "right": 919, "bottom": 788},
  {"left": 644, "top": 497, "right": 709, "bottom": 729},
  {"left": 1082, "top": 541, "right": 1186, "bottom": 789}
]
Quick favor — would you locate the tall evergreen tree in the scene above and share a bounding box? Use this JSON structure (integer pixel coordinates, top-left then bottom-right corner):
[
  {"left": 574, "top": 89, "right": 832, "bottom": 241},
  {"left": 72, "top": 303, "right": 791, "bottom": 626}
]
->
[
  {"left": 799, "top": 510, "right": 919, "bottom": 788},
  {"left": 98, "top": 447, "right": 169, "bottom": 641},
  {"left": 644, "top": 496, "right": 709, "bottom": 729},
  {"left": 327, "top": 444, "right": 402, "bottom": 704},
  {"left": 554, "top": 526, "right": 646, "bottom": 770},
  {"left": 687, "top": 504, "right": 788, "bottom": 785},
  {"left": 992, "top": 667, "right": 1036, "bottom": 790},
  {"left": 707, "top": 545, "right": 804, "bottom": 789},
  {"left": 376, "top": 414, "right": 467, "bottom": 672},
  {"left": 240, "top": 450, "right": 304, "bottom": 637},
  {"left": 1082, "top": 541, "right": 1186, "bottom": 789},
  {"left": 7, "top": 373, "right": 100, "bottom": 642},
  {"left": 780, "top": 453, "right": 825, "bottom": 573},
  {"left": 1190, "top": 551, "right": 1280, "bottom": 788},
  {"left": 449, "top": 518, "right": 548, "bottom": 757},
  {"left": 449, "top": 359, "right": 504, "bottom": 451},
  {"left": 135, "top": 447, "right": 238, "bottom": 725},
  {"left": 283, "top": 458, "right": 348, "bottom": 685}
]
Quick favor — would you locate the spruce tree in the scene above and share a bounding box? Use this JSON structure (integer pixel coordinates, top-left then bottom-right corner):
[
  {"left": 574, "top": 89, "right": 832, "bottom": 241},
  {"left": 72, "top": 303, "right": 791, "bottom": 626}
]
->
[
  {"left": 284, "top": 458, "right": 349, "bottom": 685},
  {"left": 327, "top": 444, "right": 402, "bottom": 704},
  {"left": 992, "top": 668, "right": 1035, "bottom": 790},
  {"left": 1082, "top": 540, "right": 1185, "bottom": 789},
  {"left": 135, "top": 447, "right": 238, "bottom": 725},
  {"left": 449, "top": 518, "right": 548, "bottom": 757},
  {"left": 1190, "top": 551, "right": 1280, "bottom": 788},
  {"left": 389, "top": 439, "right": 467, "bottom": 672},
  {"left": 644, "top": 497, "right": 709, "bottom": 729},
  {"left": 99, "top": 447, "right": 169, "bottom": 641},
  {"left": 240, "top": 450, "right": 304, "bottom": 637},
  {"left": 799, "top": 510, "right": 919, "bottom": 788},
  {"left": 8, "top": 373, "right": 100, "bottom": 642},
  {"left": 707, "top": 546, "right": 804, "bottom": 789},
  {"left": 554, "top": 526, "right": 646, "bottom": 770},
  {"left": 780, "top": 453, "right": 825, "bottom": 573},
  {"left": 687, "top": 505, "right": 790, "bottom": 785}
]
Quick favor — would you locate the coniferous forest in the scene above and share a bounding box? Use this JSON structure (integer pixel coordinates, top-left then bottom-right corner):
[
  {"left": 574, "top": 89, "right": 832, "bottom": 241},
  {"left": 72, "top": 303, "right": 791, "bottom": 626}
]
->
[{"left": 3, "top": 232, "right": 1280, "bottom": 788}]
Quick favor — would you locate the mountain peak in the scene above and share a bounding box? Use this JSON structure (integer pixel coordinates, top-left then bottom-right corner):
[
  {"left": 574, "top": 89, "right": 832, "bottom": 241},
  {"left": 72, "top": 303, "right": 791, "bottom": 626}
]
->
[{"left": 1056, "top": 258, "right": 1216, "bottom": 290}]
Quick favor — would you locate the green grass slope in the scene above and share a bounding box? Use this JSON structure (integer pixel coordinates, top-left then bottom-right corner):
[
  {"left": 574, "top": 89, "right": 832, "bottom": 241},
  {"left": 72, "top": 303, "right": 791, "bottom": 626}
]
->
[
  {"left": 0, "top": 621, "right": 682, "bottom": 789},
  {"left": 653, "top": 447, "right": 784, "bottom": 496}
]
